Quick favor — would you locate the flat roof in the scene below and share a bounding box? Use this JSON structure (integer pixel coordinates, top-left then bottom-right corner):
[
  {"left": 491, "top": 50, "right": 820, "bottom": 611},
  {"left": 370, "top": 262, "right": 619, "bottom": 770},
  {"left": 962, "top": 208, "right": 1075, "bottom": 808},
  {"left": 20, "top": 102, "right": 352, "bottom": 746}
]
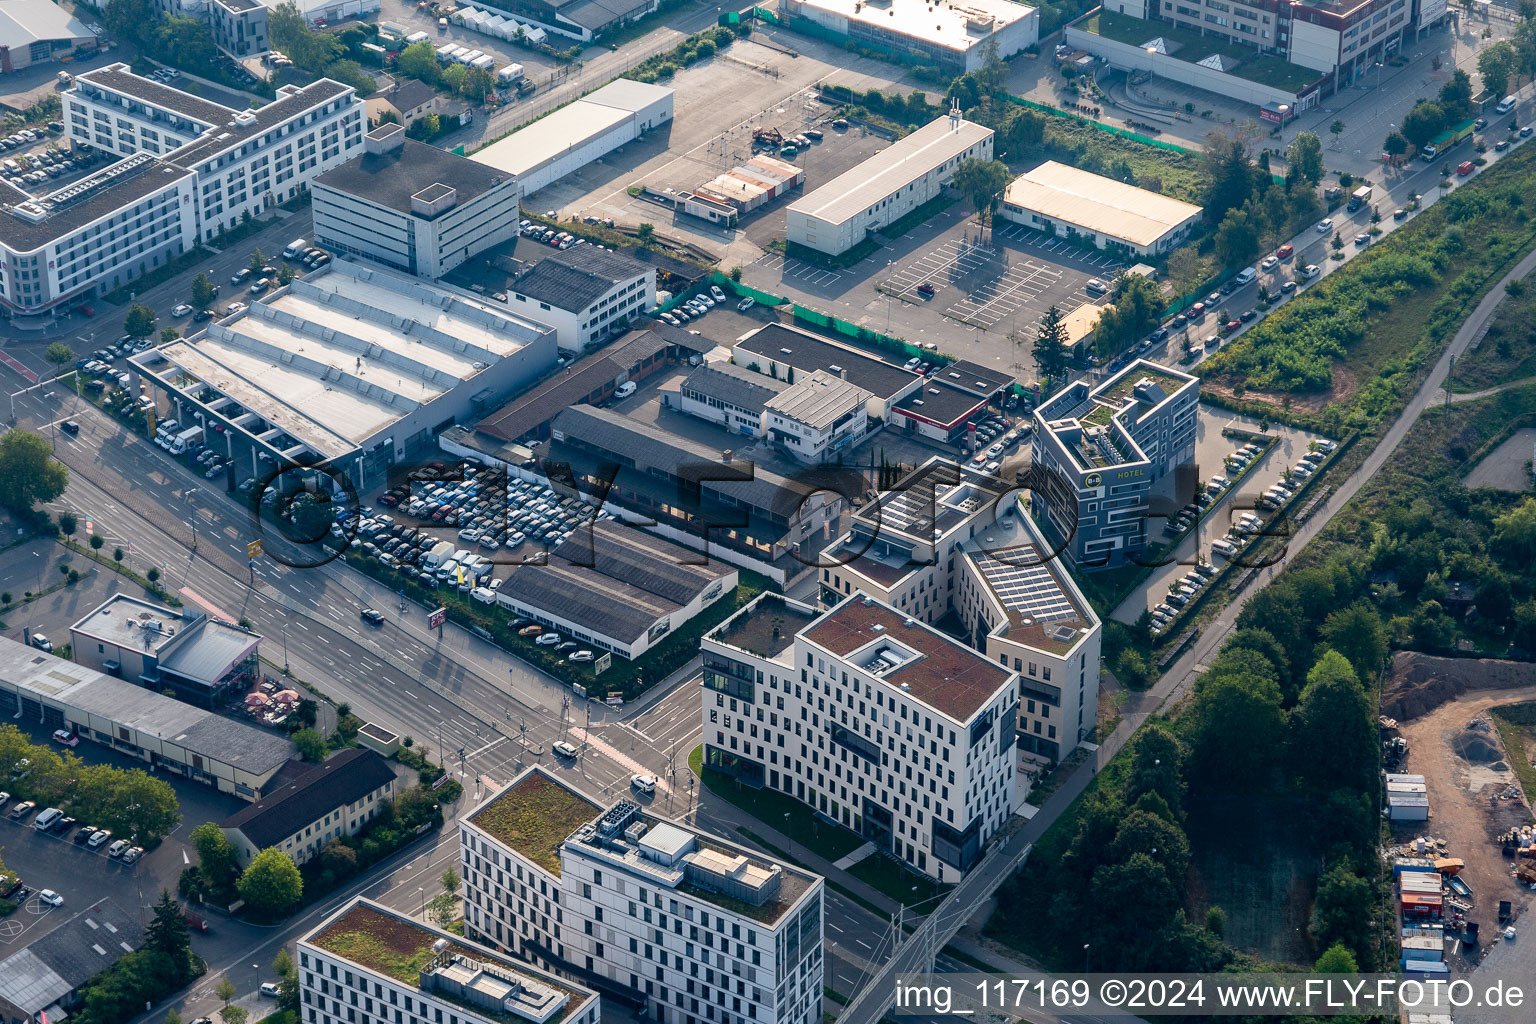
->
[
  {"left": 0, "top": 156, "right": 191, "bottom": 253},
  {"left": 0, "top": 636, "right": 294, "bottom": 775},
  {"left": 792, "top": 0, "right": 1034, "bottom": 53},
  {"left": 1005, "top": 161, "right": 1203, "bottom": 247},
  {"left": 934, "top": 359, "right": 1010, "bottom": 396},
  {"left": 306, "top": 898, "right": 593, "bottom": 1024},
  {"left": 764, "top": 370, "right": 871, "bottom": 429},
  {"left": 707, "top": 593, "right": 819, "bottom": 662},
  {"left": 735, "top": 323, "right": 920, "bottom": 401},
  {"left": 802, "top": 594, "right": 1014, "bottom": 722},
  {"left": 787, "top": 115, "right": 993, "bottom": 227},
  {"left": 169, "top": 79, "right": 354, "bottom": 167},
  {"left": 314, "top": 135, "right": 511, "bottom": 217},
  {"left": 467, "top": 767, "right": 603, "bottom": 875},
  {"left": 959, "top": 504, "right": 1097, "bottom": 654},
  {"left": 75, "top": 63, "right": 232, "bottom": 126},
  {"left": 471, "top": 80, "right": 673, "bottom": 182},
  {"left": 894, "top": 378, "right": 989, "bottom": 428},
  {"left": 853, "top": 457, "right": 1010, "bottom": 541}
]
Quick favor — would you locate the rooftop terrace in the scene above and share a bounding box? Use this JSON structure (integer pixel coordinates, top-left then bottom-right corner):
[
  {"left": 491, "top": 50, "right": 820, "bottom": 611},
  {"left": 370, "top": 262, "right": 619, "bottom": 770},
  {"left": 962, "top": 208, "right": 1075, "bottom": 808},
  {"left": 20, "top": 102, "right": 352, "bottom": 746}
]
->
[
  {"left": 1082, "top": 11, "right": 1323, "bottom": 94},
  {"left": 468, "top": 769, "right": 602, "bottom": 876},
  {"left": 708, "top": 594, "right": 818, "bottom": 661}
]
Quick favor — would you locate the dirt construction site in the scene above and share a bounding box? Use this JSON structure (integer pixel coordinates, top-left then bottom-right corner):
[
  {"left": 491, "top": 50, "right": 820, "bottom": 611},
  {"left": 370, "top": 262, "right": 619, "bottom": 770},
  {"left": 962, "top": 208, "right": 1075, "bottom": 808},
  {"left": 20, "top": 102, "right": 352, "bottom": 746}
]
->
[{"left": 1384, "top": 653, "right": 1536, "bottom": 970}]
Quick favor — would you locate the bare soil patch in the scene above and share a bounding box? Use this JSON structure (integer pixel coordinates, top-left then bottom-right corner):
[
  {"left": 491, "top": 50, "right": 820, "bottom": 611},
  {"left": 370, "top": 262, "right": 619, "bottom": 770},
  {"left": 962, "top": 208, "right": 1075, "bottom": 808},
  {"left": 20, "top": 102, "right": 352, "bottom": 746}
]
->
[{"left": 1383, "top": 652, "right": 1536, "bottom": 722}]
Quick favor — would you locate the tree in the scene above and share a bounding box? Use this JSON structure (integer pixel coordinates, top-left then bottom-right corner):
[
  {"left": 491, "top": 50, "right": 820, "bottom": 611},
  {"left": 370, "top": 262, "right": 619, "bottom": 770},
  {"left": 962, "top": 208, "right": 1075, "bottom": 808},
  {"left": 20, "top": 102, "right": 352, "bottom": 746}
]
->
[
  {"left": 1491, "top": 497, "right": 1536, "bottom": 566},
  {"left": 220, "top": 1007, "right": 249, "bottom": 1024},
  {"left": 191, "top": 272, "right": 217, "bottom": 310},
  {"left": 1401, "top": 101, "right": 1446, "bottom": 150},
  {"left": 216, "top": 978, "right": 237, "bottom": 1006},
  {"left": 293, "top": 698, "right": 319, "bottom": 728},
  {"left": 45, "top": 342, "right": 74, "bottom": 373},
  {"left": 1124, "top": 721, "right": 1185, "bottom": 819},
  {"left": 1315, "top": 942, "right": 1359, "bottom": 973},
  {"left": 1214, "top": 207, "right": 1261, "bottom": 270},
  {"left": 441, "top": 865, "right": 461, "bottom": 898},
  {"left": 191, "top": 821, "right": 242, "bottom": 884},
  {"left": 1383, "top": 131, "right": 1409, "bottom": 164},
  {"left": 124, "top": 303, "right": 157, "bottom": 339},
  {"left": 58, "top": 512, "right": 78, "bottom": 537},
  {"left": 1329, "top": 119, "right": 1345, "bottom": 146},
  {"left": 1479, "top": 41, "right": 1519, "bottom": 101},
  {"left": 1290, "top": 650, "right": 1375, "bottom": 794},
  {"left": 237, "top": 848, "right": 303, "bottom": 916},
  {"left": 320, "top": 838, "right": 357, "bottom": 875},
  {"left": 166, "top": 1010, "right": 183, "bottom": 1024},
  {"left": 442, "top": 63, "right": 468, "bottom": 94},
  {"left": 247, "top": 249, "right": 268, "bottom": 276},
  {"left": 1310, "top": 860, "right": 1375, "bottom": 965},
  {"left": 90, "top": 533, "right": 104, "bottom": 551},
  {"left": 1033, "top": 304, "right": 1070, "bottom": 382},
  {"left": 292, "top": 727, "right": 327, "bottom": 763},
  {"left": 950, "top": 158, "right": 1011, "bottom": 236},
  {"left": 1439, "top": 68, "right": 1475, "bottom": 122},
  {"left": 1184, "top": 671, "right": 1285, "bottom": 792},
  {"left": 460, "top": 66, "right": 495, "bottom": 103},
  {"left": 104, "top": 0, "right": 158, "bottom": 46},
  {"left": 1319, "top": 602, "right": 1387, "bottom": 682},
  {"left": 1111, "top": 808, "right": 1191, "bottom": 881},
  {"left": 1286, "top": 131, "right": 1324, "bottom": 185},
  {"left": 1202, "top": 134, "right": 1261, "bottom": 223},
  {"left": 274, "top": 947, "right": 300, "bottom": 1014},
  {"left": 0, "top": 431, "right": 67, "bottom": 513},
  {"left": 161, "top": 327, "right": 180, "bottom": 344},
  {"left": 397, "top": 41, "right": 442, "bottom": 85},
  {"left": 636, "top": 223, "right": 655, "bottom": 246},
  {"left": 1093, "top": 272, "right": 1163, "bottom": 359},
  {"left": 147, "top": 890, "right": 192, "bottom": 957}
]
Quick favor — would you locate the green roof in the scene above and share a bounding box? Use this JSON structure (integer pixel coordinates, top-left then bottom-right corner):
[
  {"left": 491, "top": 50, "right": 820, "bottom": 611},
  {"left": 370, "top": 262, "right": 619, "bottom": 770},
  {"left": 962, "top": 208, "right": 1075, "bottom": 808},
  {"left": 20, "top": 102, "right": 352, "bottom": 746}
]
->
[
  {"left": 1097, "top": 365, "right": 1191, "bottom": 407},
  {"left": 1083, "top": 12, "right": 1323, "bottom": 95},
  {"left": 468, "top": 769, "right": 601, "bottom": 875}
]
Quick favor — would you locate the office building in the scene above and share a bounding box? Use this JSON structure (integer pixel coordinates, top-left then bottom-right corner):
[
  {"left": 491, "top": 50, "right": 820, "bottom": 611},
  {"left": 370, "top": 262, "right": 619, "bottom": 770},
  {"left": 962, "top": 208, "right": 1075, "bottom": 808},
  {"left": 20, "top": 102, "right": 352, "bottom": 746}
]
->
[
  {"left": 507, "top": 245, "right": 656, "bottom": 352},
  {"left": 209, "top": 0, "right": 270, "bottom": 58},
  {"left": 780, "top": 0, "right": 1038, "bottom": 72},
  {"left": 762, "top": 369, "right": 871, "bottom": 464},
  {"left": 732, "top": 323, "right": 924, "bottom": 420},
  {"left": 999, "top": 161, "right": 1203, "bottom": 257},
  {"left": 1031, "top": 359, "right": 1198, "bottom": 570},
  {"left": 0, "top": 899, "right": 144, "bottom": 1023},
  {"left": 460, "top": 766, "right": 825, "bottom": 1024},
  {"left": 667, "top": 361, "right": 789, "bottom": 438},
  {"left": 69, "top": 593, "right": 261, "bottom": 708},
  {"left": 300, "top": 897, "right": 601, "bottom": 1024},
  {"left": 0, "top": 0, "right": 98, "bottom": 73},
  {"left": 890, "top": 359, "right": 1009, "bottom": 444},
  {"left": 786, "top": 113, "right": 993, "bottom": 257},
  {"left": 493, "top": 519, "right": 737, "bottom": 660},
  {"left": 0, "top": 635, "right": 296, "bottom": 800},
  {"left": 65, "top": 63, "right": 366, "bottom": 241},
  {"left": 702, "top": 590, "right": 1020, "bottom": 880},
  {"left": 219, "top": 747, "right": 397, "bottom": 866},
  {"left": 131, "top": 259, "right": 556, "bottom": 489},
  {"left": 472, "top": 79, "right": 672, "bottom": 195},
  {"left": 313, "top": 124, "right": 522, "bottom": 279}
]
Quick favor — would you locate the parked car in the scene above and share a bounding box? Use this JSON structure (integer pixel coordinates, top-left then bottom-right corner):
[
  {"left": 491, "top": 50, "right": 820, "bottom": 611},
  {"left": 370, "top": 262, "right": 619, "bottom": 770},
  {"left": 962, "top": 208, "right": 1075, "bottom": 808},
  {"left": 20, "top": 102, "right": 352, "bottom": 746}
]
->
[
  {"left": 87, "top": 828, "right": 111, "bottom": 848},
  {"left": 631, "top": 774, "right": 657, "bottom": 793},
  {"left": 260, "top": 982, "right": 281, "bottom": 998},
  {"left": 38, "top": 889, "right": 63, "bottom": 907},
  {"left": 52, "top": 728, "right": 78, "bottom": 747}
]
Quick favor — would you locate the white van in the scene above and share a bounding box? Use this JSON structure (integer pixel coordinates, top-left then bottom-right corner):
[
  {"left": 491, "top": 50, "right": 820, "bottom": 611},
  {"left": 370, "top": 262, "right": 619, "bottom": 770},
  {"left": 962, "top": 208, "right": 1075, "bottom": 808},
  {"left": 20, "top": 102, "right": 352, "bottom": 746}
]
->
[
  {"left": 1211, "top": 538, "right": 1238, "bottom": 558},
  {"left": 1496, "top": 96, "right": 1517, "bottom": 115},
  {"left": 1234, "top": 266, "right": 1256, "bottom": 286},
  {"left": 34, "top": 807, "right": 62, "bottom": 831}
]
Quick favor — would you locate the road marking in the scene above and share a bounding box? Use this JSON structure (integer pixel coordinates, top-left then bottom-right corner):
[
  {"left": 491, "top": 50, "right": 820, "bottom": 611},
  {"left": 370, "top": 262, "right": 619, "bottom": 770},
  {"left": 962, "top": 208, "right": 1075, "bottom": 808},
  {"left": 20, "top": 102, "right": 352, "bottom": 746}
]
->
[
  {"left": 179, "top": 586, "right": 235, "bottom": 621},
  {"left": 470, "top": 735, "right": 508, "bottom": 757}
]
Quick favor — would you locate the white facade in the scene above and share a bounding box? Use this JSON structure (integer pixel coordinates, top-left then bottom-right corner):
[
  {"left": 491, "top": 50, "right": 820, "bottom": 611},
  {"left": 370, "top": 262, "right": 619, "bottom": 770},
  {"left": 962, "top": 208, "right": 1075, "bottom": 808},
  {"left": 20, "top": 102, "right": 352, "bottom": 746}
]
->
[
  {"left": 299, "top": 897, "right": 601, "bottom": 1024},
  {"left": 471, "top": 80, "right": 673, "bottom": 195},
  {"left": 460, "top": 768, "right": 825, "bottom": 1024},
  {"left": 781, "top": 0, "right": 1038, "bottom": 72},
  {"left": 702, "top": 590, "right": 1021, "bottom": 881},
  {"left": 761, "top": 370, "right": 871, "bottom": 464},
  {"left": 785, "top": 115, "right": 993, "bottom": 257},
  {"left": 507, "top": 248, "right": 656, "bottom": 352},
  {"left": 312, "top": 124, "right": 522, "bottom": 279},
  {"left": 65, "top": 64, "right": 367, "bottom": 244},
  {"left": 999, "top": 161, "right": 1204, "bottom": 257}
]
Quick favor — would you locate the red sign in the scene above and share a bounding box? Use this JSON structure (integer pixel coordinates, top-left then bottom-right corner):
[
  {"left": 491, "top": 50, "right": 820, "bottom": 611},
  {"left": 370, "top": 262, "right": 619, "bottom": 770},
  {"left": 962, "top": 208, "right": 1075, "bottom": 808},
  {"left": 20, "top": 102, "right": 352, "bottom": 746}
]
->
[{"left": 428, "top": 607, "right": 447, "bottom": 629}]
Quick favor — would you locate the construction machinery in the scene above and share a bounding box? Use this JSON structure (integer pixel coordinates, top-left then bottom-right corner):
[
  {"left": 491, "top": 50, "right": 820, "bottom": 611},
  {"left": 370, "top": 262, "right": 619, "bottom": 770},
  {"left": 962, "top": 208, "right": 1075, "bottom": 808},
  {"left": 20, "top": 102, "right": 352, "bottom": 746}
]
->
[{"left": 752, "top": 127, "right": 784, "bottom": 150}]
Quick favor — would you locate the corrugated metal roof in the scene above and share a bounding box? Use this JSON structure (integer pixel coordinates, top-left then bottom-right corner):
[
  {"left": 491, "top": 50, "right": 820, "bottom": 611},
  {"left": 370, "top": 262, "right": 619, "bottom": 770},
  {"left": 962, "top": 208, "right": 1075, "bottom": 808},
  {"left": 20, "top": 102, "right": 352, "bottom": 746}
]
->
[{"left": 1003, "top": 161, "right": 1203, "bottom": 248}]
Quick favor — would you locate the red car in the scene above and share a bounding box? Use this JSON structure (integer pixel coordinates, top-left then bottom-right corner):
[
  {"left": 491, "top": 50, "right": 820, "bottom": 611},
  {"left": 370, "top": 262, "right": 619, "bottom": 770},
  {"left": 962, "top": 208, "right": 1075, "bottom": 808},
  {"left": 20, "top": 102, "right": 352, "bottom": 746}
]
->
[
  {"left": 1222, "top": 319, "right": 1242, "bottom": 334},
  {"left": 377, "top": 493, "right": 400, "bottom": 507},
  {"left": 916, "top": 282, "right": 935, "bottom": 298},
  {"left": 1457, "top": 160, "right": 1475, "bottom": 176},
  {"left": 1276, "top": 244, "right": 1294, "bottom": 260}
]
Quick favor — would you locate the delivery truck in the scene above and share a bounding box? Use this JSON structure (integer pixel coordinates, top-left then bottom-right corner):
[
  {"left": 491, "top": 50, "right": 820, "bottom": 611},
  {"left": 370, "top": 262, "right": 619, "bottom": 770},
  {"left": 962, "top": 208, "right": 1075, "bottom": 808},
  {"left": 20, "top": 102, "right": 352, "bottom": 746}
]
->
[
  {"left": 283, "top": 237, "right": 307, "bottom": 259},
  {"left": 169, "top": 425, "right": 204, "bottom": 455}
]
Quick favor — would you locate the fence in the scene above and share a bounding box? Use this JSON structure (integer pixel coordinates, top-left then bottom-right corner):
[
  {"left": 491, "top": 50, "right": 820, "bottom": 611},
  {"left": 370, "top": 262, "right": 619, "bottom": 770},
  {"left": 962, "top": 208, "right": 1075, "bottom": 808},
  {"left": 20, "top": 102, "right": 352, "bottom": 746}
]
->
[
  {"left": 791, "top": 304, "right": 927, "bottom": 362},
  {"left": 1003, "top": 93, "right": 1196, "bottom": 155}
]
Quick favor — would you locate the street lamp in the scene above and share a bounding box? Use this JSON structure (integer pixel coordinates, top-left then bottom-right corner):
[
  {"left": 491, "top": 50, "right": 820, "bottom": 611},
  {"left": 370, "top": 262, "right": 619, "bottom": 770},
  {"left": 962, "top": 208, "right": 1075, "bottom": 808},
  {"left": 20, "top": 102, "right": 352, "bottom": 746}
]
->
[
  {"left": 416, "top": 887, "right": 426, "bottom": 919},
  {"left": 1084, "top": 943, "right": 1091, "bottom": 972},
  {"left": 185, "top": 487, "right": 199, "bottom": 551}
]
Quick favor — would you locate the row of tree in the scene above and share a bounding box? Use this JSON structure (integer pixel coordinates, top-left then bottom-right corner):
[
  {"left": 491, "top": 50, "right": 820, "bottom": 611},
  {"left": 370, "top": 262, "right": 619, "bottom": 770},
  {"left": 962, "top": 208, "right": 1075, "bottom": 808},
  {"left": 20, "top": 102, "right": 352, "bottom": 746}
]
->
[
  {"left": 395, "top": 42, "right": 499, "bottom": 105},
  {"left": 0, "top": 724, "right": 181, "bottom": 842}
]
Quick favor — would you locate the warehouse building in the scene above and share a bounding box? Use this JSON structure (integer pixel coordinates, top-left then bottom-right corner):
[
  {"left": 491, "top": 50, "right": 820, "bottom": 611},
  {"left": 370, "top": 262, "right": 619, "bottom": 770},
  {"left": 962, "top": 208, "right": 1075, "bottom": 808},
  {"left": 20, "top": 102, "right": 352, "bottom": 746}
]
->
[
  {"left": 301, "top": 898, "right": 601, "bottom": 1024},
  {"left": 0, "top": 899, "right": 143, "bottom": 1023},
  {"left": 999, "top": 161, "right": 1204, "bottom": 257},
  {"left": 465, "top": 0, "right": 659, "bottom": 42},
  {"left": 0, "top": 635, "right": 296, "bottom": 800},
  {"left": 0, "top": 0, "right": 98, "bottom": 73},
  {"left": 69, "top": 594, "right": 262, "bottom": 709},
  {"left": 494, "top": 519, "right": 737, "bottom": 660},
  {"left": 471, "top": 79, "right": 673, "bottom": 195},
  {"left": 667, "top": 360, "right": 788, "bottom": 437},
  {"left": 460, "top": 766, "right": 824, "bottom": 1024},
  {"left": 507, "top": 244, "right": 655, "bottom": 352},
  {"left": 219, "top": 747, "right": 397, "bottom": 866},
  {"left": 681, "top": 154, "right": 804, "bottom": 224},
  {"left": 890, "top": 358, "right": 1009, "bottom": 444},
  {"left": 1031, "top": 359, "right": 1198, "bottom": 570},
  {"left": 780, "top": 0, "right": 1038, "bottom": 72},
  {"left": 132, "top": 259, "right": 556, "bottom": 490},
  {"left": 313, "top": 124, "right": 522, "bottom": 279},
  {"left": 732, "top": 323, "right": 924, "bottom": 419},
  {"left": 786, "top": 112, "right": 993, "bottom": 257},
  {"left": 702, "top": 589, "right": 1020, "bottom": 879},
  {"left": 548, "top": 404, "right": 844, "bottom": 583}
]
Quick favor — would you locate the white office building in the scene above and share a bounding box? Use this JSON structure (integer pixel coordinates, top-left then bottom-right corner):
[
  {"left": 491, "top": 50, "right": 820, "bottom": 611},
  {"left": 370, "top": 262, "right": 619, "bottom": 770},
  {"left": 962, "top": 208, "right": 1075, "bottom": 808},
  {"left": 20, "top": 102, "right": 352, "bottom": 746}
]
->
[
  {"left": 460, "top": 767, "right": 825, "bottom": 1024},
  {"left": 702, "top": 589, "right": 1020, "bottom": 881},
  {"left": 668, "top": 361, "right": 789, "bottom": 438},
  {"left": 299, "top": 897, "right": 601, "bottom": 1024},
  {"left": 313, "top": 124, "right": 522, "bottom": 279},
  {"left": 786, "top": 113, "right": 993, "bottom": 257},
  {"left": 65, "top": 63, "right": 366, "bottom": 243},
  {"left": 762, "top": 369, "right": 871, "bottom": 464},
  {"left": 780, "top": 0, "right": 1038, "bottom": 72},
  {"left": 507, "top": 244, "right": 655, "bottom": 353},
  {"left": 999, "top": 161, "right": 1204, "bottom": 257}
]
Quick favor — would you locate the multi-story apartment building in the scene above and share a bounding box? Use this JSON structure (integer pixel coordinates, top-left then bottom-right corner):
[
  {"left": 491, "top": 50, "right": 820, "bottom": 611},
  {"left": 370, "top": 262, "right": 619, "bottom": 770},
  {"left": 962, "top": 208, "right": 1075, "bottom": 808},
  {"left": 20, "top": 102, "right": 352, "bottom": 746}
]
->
[
  {"left": 1030, "top": 360, "right": 1198, "bottom": 571},
  {"left": 299, "top": 897, "right": 601, "bottom": 1024},
  {"left": 313, "top": 124, "right": 522, "bottom": 279},
  {"left": 65, "top": 63, "right": 366, "bottom": 241},
  {"left": 208, "top": 0, "right": 270, "bottom": 58},
  {"left": 701, "top": 589, "right": 1021, "bottom": 881},
  {"left": 459, "top": 767, "right": 824, "bottom": 1024},
  {"left": 0, "top": 156, "right": 197, "bottom": 315}
]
